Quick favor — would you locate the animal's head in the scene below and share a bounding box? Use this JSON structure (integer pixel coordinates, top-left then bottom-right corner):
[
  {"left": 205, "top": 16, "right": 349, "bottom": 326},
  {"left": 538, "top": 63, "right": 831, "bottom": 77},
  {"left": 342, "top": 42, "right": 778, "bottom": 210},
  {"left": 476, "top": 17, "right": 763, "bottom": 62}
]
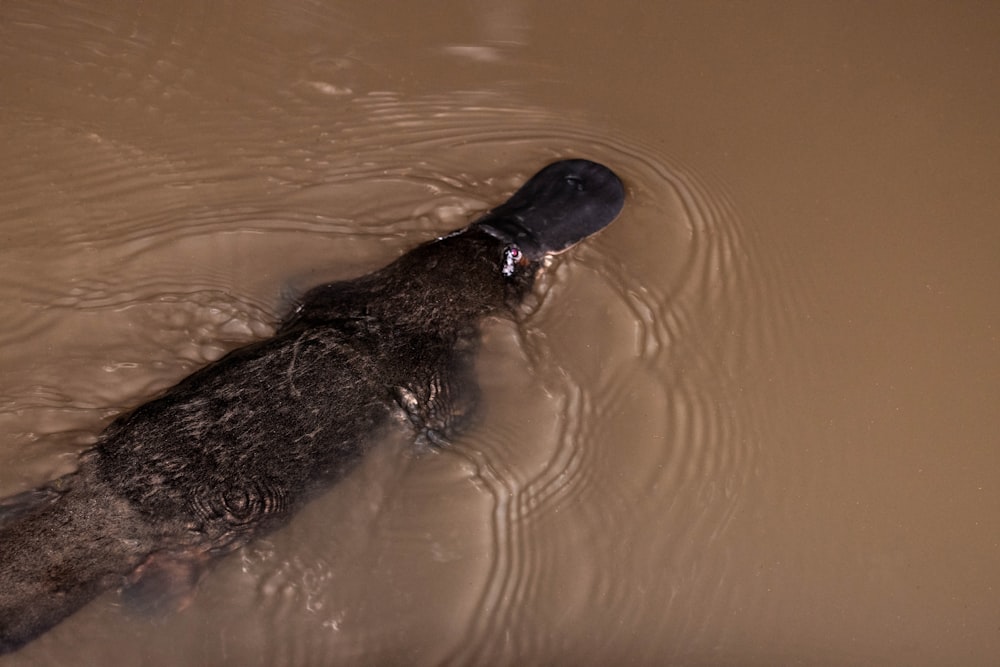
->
[{"left": 475, "top": 159, "right": 625, "bottom": 260}]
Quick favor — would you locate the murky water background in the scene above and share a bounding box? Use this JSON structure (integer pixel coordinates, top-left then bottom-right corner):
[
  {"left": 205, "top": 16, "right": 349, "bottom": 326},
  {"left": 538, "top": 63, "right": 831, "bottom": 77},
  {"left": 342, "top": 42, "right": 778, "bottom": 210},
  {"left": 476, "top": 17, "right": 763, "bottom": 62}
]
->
[{"left": 1, "top": 1, "right": 997, "bottom": 665}]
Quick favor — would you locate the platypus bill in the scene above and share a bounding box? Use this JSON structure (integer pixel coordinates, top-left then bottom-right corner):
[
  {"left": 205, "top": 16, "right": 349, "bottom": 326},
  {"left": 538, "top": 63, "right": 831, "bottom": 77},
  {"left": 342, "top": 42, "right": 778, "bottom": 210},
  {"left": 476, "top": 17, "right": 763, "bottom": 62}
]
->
[{"left": 0, "top": 159, "right": 625, "bottom": 653}]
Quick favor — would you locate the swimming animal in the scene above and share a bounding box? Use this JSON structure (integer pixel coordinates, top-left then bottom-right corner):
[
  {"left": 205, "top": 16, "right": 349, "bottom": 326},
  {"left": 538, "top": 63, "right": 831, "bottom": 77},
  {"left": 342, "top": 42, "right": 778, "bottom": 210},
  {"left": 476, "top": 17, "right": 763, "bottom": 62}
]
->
[{"left": 0, "top": 159, "right": 625, "bottom": 653}]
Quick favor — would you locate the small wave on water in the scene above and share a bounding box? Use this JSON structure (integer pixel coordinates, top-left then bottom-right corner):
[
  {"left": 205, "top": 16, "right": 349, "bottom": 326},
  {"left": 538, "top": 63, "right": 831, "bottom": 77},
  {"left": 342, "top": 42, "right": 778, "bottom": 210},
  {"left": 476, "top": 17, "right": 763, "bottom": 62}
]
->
[{"left": 414, "top": 114, "right": 786, "bottom": 664}]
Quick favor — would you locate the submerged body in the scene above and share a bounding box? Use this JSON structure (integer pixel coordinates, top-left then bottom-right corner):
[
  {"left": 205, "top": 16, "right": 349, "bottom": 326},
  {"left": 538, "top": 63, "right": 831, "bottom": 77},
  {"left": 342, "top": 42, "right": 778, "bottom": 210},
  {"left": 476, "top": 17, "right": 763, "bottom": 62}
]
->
[{"left": 0, "top": 159, "right": 624, "bottom": 653}]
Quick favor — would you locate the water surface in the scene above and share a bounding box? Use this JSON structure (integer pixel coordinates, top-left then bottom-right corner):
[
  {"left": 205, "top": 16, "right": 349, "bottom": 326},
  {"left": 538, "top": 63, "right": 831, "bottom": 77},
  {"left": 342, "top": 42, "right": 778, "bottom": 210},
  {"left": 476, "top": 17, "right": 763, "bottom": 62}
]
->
[{"left": 1, "top": 1, "right": 997, "bottom": 665}]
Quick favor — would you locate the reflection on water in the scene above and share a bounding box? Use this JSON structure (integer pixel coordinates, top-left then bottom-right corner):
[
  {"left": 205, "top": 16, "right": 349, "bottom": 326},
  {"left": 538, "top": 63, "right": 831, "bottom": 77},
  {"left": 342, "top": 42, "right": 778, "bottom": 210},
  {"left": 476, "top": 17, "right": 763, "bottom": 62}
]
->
[{"left": 2, "top": 1, "right": 998, "bottom": 665}]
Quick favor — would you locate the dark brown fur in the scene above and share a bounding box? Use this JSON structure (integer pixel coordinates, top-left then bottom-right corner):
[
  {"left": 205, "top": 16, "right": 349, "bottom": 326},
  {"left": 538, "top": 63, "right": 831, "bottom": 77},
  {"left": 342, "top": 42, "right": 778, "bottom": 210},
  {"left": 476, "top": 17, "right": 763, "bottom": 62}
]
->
[{"left": 0, "top": 230, "right": 534, "bottom": 653}]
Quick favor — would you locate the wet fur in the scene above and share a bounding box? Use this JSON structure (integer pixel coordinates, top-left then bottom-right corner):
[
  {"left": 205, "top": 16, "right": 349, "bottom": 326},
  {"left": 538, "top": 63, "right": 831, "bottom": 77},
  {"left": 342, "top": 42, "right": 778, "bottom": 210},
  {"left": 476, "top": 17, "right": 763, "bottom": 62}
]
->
[{"left": 0, "top": 229, "right": 536, "bottom": 653}]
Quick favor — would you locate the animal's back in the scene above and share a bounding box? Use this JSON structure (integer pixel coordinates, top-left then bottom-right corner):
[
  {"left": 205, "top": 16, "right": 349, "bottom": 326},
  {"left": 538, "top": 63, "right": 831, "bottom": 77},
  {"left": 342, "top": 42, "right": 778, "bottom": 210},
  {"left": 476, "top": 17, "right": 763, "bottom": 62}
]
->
[
  {"left": 0, "top": 323, "right": 394, "bottom": 652},
  {"left": 98, "top": 323, "right": 397, "bottom": 544}
]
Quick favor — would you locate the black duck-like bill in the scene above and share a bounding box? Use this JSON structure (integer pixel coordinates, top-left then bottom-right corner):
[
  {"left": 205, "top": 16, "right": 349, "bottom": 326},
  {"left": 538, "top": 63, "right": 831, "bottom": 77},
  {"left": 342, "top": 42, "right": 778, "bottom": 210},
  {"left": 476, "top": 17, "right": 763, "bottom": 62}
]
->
[{"left": 475, "top": 159, "right": 625, "bottom": 259}]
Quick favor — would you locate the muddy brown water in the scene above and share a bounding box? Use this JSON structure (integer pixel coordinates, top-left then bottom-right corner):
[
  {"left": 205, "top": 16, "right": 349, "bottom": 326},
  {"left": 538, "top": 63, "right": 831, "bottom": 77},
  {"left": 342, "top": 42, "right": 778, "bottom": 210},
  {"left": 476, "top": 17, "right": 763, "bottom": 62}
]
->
[{"left": 1, "top": 1, "right": 998, "bottom": 665}]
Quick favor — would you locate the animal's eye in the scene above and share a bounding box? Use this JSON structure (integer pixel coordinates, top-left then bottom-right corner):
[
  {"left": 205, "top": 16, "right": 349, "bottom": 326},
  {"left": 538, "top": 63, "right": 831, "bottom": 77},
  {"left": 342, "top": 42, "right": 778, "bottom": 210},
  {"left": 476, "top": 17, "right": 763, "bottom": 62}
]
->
[
  {"left": 502, "top": 245, "right": 522, "bottom": 277},
  {"left": 564, "top": 175, "right": 584, "bottom": 191}
]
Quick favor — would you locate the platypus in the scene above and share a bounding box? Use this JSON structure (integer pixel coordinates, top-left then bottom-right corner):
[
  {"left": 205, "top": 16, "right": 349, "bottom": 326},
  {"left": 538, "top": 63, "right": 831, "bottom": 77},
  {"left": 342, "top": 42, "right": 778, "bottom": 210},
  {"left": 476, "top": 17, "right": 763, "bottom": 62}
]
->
[{"left": 0, "top": 159, "right": 625, "bottom": 653}]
